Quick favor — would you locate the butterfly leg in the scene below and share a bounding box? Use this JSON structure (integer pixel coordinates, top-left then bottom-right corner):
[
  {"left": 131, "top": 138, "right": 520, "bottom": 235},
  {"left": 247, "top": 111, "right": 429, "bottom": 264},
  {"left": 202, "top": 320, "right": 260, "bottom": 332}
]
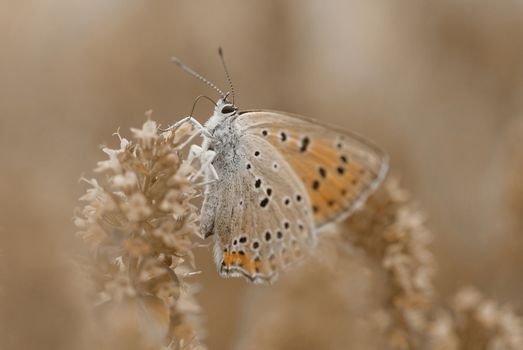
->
[
  {"left": 188, "top": 144, "right": 219, "bottom": 183},
  {"left": 172, "top": 116, "right": 214, "bottom": 151}
]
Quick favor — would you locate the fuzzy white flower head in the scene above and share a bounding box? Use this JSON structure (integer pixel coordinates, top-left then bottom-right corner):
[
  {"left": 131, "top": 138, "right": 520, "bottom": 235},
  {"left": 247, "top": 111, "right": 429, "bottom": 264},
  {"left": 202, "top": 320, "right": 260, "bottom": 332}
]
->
[
  {"left": 79, "top": 178, "right": 103, "bottom": 202},
  {"left": 111, "top": 171, "right": 138, "bottom": 190},
  {"left": 159, "top": 189, "right": 185, "bottom": 216},
  {"left": 96, "top": 148, "right": 122, "bottom": 173},
  {"left": 476, "top": 300, "right": 499, "bottom": 328},
  {"left": 131, "top": 120, "right": 158, "bottom": 148},
  {"left": 105, "top": 273, "right": 137, "bottom": 301},
  {"left": 122, "top": 192, "right": 152, "bottom": 222},
  {"left": 453, "top": 286, "right": 482, "bottom": 312},
  {"left": 428, "top": 312, "right": 454, "bottom": 338},
  {"left": 115, "top": 130, "right": 130, "bottom": 151}
]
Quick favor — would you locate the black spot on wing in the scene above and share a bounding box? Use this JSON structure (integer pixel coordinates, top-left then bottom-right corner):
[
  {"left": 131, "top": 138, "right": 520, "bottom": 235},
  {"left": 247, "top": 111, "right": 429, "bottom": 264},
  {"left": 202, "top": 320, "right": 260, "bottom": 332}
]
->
[
  {"left": 260, "top": 197, "right": 269, "bottom": 208},
  {"left": 300, "top": 136, "right": 310, "bottom": 152}
]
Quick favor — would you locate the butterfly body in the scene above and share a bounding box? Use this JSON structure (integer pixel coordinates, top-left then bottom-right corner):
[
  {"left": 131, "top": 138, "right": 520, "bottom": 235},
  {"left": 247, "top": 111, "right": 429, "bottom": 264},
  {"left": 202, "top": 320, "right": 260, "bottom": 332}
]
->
[
  {"left": 194, "top": 98, "right": 388, "bottom": 283},
  {"left": 202, "top": 115, "right": 241, "bottom": 177}
]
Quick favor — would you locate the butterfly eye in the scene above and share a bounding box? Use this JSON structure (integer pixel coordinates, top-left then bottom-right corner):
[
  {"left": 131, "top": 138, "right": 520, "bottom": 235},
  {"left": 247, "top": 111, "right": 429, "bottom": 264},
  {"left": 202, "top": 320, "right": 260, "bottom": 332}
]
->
[{"left": 221, "top": 105, "right": 236, "bottom": 114}]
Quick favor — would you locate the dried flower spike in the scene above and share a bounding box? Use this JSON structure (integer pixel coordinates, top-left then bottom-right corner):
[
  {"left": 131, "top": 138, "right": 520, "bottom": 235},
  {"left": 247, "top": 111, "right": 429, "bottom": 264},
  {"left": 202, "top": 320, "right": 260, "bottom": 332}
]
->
[{"left": 75, "top": 118, "right": 205, "bottom": 350}]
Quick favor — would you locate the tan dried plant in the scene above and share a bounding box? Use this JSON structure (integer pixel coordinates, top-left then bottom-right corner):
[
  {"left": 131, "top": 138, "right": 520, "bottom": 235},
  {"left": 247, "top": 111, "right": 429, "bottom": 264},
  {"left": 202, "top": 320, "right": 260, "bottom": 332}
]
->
[
  {"left": 343, "top": 178, "right": 435, "bottom": 349},
  {"left": 346, "top": 180, "right": 523, "bottom": 350},
  {"left": 75, "top": 117, "right": 205, "bottom": 349}
]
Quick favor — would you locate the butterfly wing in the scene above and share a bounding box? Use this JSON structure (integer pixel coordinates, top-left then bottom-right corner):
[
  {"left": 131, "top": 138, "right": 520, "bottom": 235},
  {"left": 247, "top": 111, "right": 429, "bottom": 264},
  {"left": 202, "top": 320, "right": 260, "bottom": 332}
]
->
[
  {"left": 201, "top": 133, "right": 316, "bottom": 283},
  {"left": 236, "top": 110, "right": 388, "bottom": 228}
]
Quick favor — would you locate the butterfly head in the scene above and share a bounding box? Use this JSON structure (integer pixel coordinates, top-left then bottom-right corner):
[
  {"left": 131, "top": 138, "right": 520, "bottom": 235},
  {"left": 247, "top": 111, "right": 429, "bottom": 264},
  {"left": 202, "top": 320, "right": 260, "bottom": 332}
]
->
[
  {"left": 204, "top": 95, "right": 239, "bottom": 136},
  {"left": 215, "top": 95, "right": 238, "bottom": 118}
]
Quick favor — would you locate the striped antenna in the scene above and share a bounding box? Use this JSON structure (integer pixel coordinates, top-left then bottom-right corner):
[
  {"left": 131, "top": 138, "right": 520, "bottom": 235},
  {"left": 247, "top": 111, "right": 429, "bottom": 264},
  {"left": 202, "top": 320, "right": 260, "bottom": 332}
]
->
[
  {"left": 171, "top": 56, "right": 226, "bottom": 98},
  {"left": 218, "top": 47, "right": 235, "bottom": 104}
]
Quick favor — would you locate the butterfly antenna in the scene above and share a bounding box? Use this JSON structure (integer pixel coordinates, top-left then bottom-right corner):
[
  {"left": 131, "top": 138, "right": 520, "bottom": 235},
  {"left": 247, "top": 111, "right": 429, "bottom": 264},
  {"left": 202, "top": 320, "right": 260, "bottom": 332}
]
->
[
  {"left": 171, "top": 56, "right": 226, "bottom": 98},
  {"left": 218, "top": 47, "right": 235, "bottom": 104}
]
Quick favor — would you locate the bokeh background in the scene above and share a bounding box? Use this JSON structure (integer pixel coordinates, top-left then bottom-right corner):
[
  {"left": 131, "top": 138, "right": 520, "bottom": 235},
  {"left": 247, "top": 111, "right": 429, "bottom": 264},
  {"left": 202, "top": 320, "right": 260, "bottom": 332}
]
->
[{"left": 1, "top": 1, "right": 523, "bottom": 349}]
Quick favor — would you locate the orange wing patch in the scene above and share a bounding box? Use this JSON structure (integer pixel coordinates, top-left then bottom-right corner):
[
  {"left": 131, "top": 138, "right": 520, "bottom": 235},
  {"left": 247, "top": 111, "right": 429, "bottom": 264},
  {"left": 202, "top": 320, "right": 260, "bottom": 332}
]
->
[
  {"left": 261, "top": 130, "right": 384, "bottom": 227},
  {"left": 238, "top": 110, "right": 388, "bottom": 228},
  {"left": 221, "top": 251, "right": 268, "bottom": 281},
  {"left": 222, "top": 251, "right": 260, "bottom": 273}
]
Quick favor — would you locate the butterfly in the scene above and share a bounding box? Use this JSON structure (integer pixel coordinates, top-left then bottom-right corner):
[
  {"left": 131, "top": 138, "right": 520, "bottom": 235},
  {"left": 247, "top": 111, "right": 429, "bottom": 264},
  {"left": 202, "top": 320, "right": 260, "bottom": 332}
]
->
[{"left": 172, "top": 49, "right": 388, "bottom": 284}]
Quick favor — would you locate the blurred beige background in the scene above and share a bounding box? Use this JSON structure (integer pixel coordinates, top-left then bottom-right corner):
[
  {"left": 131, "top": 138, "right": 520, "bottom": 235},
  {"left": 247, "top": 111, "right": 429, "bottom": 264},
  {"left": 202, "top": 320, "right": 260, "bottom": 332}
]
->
[{"left": 1, "top": 1, "right": 523, "bottom": 349}]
